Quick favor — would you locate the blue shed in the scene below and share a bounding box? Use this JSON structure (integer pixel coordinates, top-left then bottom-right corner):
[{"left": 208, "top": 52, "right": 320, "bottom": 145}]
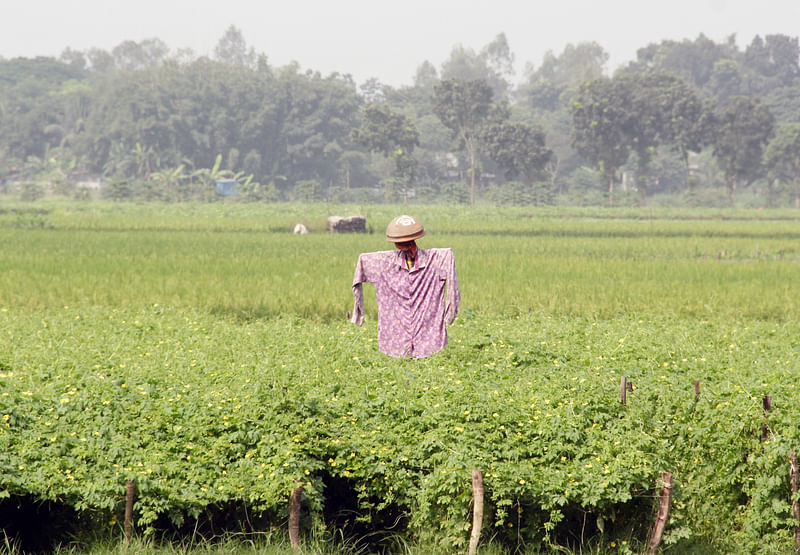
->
[{"left": 215, "top": 180, "right": 239, "bottom": 196}]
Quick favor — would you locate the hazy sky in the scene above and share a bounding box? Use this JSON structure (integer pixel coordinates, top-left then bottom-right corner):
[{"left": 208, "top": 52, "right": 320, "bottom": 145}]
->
[{"left": 3, "top": 0, "right": 800, "bottom": 87}]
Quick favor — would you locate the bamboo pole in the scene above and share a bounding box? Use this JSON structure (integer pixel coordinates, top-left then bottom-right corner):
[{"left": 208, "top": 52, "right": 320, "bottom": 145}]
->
[
  {"left": 468, "top": 469, "right": 484, "bottom": 555},
  {"left": 124, "top": 480, "right": 135, "bottom": 543},
  {"left": 289, "top": 484, "right": 303, "bottom": 549},
  {"left": 620, "top": 376, "right": 627, "bottom": 405},
  {"left": 648, "top": 472, "right": 673, "bottom": 555}
]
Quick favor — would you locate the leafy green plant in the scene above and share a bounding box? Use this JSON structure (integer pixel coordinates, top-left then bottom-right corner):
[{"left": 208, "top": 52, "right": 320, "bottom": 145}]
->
[{"left": 1, "top": 202, "right": 800, "bottom": 552}]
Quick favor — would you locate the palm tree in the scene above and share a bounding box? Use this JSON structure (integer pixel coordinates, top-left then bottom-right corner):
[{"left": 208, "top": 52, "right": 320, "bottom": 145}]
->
[
  {"left": 191, "top": 154, "right": 235, "bottom": 200},
  {"left": 151, "top": 164, "right": 187, "bottom": 200}
]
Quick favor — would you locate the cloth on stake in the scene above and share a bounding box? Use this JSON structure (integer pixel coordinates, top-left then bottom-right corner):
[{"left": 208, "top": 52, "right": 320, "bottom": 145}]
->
[{"left": 351, "top": 215, "right": 460, "bottom": 358}]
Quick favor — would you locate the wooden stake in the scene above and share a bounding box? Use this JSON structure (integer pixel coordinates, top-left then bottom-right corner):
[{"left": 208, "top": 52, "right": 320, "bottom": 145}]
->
[
  {"left": 124, "top": 480, "right": 135, "bottom": 543},
  {"left": 694, "top": 379, "right": 700, "bottom": 403},
  {"left": 289, "top": 484, "right": 303, "bottom": 549},
  {"left": 468, "top": 469, "right": 484, "bottom": 555},
  {"left": 791, "top": 452, "right": 799, "bottom": 552},
  {"left": 762, "top": 394, "right": 772, "bottom": 441},
  {"left": 648, "top": 472, "right": 673, "bottom": 555},
  {"left": 620, "top": 376, "right": 627, "bottom": 405}
]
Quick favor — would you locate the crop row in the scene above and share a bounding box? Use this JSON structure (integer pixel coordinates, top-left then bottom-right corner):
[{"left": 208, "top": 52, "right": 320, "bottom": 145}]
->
[{"left": 2, "top": 305, "right": 799, "bottom": 551}]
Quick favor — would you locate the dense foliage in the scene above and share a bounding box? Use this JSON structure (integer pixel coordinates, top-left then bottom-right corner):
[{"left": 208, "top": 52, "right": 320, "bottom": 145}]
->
[
  {"left": 2, "top": 30, "right": 800, "bottom": 206},
  {"left": 1, "top": 202, "right": 800, "bottom": 553}
]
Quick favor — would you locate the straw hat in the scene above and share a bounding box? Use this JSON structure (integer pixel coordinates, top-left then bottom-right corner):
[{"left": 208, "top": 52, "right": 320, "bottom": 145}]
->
[{"left": 385, "top": 214, "right": 425, "bottom": 242}]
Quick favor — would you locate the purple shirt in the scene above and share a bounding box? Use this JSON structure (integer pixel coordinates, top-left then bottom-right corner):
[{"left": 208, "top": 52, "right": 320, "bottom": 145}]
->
[{"left": 351, "top": 248, "right": 460, "bottom": 358}]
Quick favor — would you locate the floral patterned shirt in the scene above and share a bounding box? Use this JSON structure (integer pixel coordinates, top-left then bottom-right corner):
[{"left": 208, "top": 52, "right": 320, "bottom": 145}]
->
[{"left": 351, "top": 248, "right": 460, "bottom": 358}]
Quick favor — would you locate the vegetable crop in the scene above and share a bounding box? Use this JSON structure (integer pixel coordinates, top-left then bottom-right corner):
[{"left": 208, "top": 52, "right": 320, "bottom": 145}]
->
[{"left": 1, "top": 202, "right": 800, "bottom": 553}]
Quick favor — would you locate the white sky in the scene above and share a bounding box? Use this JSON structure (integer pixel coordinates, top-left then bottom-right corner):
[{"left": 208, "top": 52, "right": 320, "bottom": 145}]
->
[{"left": 3, "top": 0, "right": 800, "bottom": 87}]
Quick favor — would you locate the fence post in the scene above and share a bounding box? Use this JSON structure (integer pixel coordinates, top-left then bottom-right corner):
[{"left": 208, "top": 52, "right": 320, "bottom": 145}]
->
[
  {"left": 468, "top": 469, "right": 484, "bottom": 555},
  {"left": 124, "top": 480, "right": 135, "bottom": 543},
  {"left": 620, "top": 376, "right": 627, "bottom": 405},
  {"left": 648, "top": 472, "right": 673, "bottom": 555},
  {"left": 289, "top": 483, "right": 303, "bottom": 549}
]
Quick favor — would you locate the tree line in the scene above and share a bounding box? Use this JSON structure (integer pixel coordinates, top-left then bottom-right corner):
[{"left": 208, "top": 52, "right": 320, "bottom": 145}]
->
[{"left": 2, "top": 26, "right": 800, "bottom": 207}]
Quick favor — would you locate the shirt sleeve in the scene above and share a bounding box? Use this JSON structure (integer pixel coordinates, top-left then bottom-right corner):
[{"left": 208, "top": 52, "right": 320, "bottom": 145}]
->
[
  {"left": 443, "top": 249, "right": 460, "bottom": 325},
  {"left": 351, "top": 252, "right": 383, "bottom": 326},
  {"left": 351, "top": 254, "right": 367, "bottom": 326}
]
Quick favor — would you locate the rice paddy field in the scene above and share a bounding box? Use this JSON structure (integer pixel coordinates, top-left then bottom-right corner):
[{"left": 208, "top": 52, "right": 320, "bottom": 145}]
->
[{"left": 2, "top": 201, "right": 800, "bottom": 554}]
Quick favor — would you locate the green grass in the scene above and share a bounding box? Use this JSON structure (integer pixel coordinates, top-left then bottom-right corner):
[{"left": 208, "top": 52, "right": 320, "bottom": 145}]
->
[{"left": 4, "top": 201, "right": 800, "bottom": 320}]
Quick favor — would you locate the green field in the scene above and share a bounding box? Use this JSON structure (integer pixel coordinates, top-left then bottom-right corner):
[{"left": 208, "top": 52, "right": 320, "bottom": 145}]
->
[{"left": 2, "top": 202, "right": 800, "bottom": 554}]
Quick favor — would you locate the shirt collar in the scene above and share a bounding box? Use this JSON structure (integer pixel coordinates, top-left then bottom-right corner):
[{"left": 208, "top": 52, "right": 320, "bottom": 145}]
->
[{"left": 393, "top": 247, "right": 428, "bottom": 272}]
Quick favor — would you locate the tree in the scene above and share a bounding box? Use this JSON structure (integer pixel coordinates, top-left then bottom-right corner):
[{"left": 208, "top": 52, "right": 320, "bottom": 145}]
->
[
  {"left": 351, "top": 104, "right": 418, "bottom": 158},
  {"left": 440, "top": 45, "right": 488, "bottom": 83},
  {"left": 151, "top": 163, "right": 186, "bottom": 200},
  {"left": 480, "top": 33, "right": 515, "bottom": 101},
  {"left": 742, "top": 34, "right": 800, "bottom": 92},
  {"left": 0, "top": 57, "right": 86, "bottom": 163},
  {"left": 570, "top": 77, "right": 633, "bottom": 205},
  {"left": 483, "top": 121, "right": 552, "bottom": 185},
  {"left": 618, "top": 74, "right": 662, "bottom": 201},
  {"left": 214, "top": 25, "right": 255, "bottom": 67},
  {"left": 191, "top": 154, "right": 235, "bottom": 200},
  {"left": 359, "top": 78, "right": 386, "bottom": 104},
  {"left": 432, "top": 79, "right": 494, "bottom": 204},
  {"left": 413, "top": 61, "right": 439, "bottom": 92},
  {"left": 708, "top": 59, "right": 743, "bottom": 101},
  {"left": 628, "top": 34, "right": 735, "bottom": 89},
  {"left": 765, "top": 85, "right": 800, "bottom": 125},
  {"left": 764, "top": 123, "right": 800, "bottom": 208},
  {"left": 59, "top": 48, "right": 87, "bottom": 71},
  {"left": 627, "top": 73, "right": 712, "bottom": 200},
  {"left": 86, "top": 48, "right": 115, "bottom": 73},
  {"left": 524, "top": 41, "right": 608, "bottom": 91},
  {"left": 438, "top": 35, "right": 516, "bottom": 102},
  {"left": 112, "top": 38, "right": 168, "bottom": 70},
  {"left": 351, "top": 103, "right": 419, "bottom": 198},
  {"left": 278, "top": 69, "right": 362, "bottom": 188},
  {"left": 711, "top": 96, "right": 775, "bottom": 204}
]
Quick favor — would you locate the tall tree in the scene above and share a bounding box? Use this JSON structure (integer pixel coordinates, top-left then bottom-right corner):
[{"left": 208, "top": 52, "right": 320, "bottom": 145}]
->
[
  {"left": 742, "top": 34, "right": 800, "bottom": 91},
  {"left": 629, "top": 34, "right": 735, "bottom": 89},
  {"left": 480, "top": 33, "right": 515, "bottom": 101},
  {"left": 570, "top": 77, "right": 633, "bottom": 205},
  {"left": 440, "top": 37, "right": 513, "bottom": 101},
  {"left": 627, "top": 72, "right": 712, "bottom": 199},
  {"left": 432, "top": 78, "right": 494, "bottom": 204},
  {"left": 413, "top": 61, "right": 439, "bottom": 90},
  {"left": 214, "top": 25, "right": 255, "bottom": 67},
  {"left": 711, "top": 96, "right": 775, "bottom": 204}
]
